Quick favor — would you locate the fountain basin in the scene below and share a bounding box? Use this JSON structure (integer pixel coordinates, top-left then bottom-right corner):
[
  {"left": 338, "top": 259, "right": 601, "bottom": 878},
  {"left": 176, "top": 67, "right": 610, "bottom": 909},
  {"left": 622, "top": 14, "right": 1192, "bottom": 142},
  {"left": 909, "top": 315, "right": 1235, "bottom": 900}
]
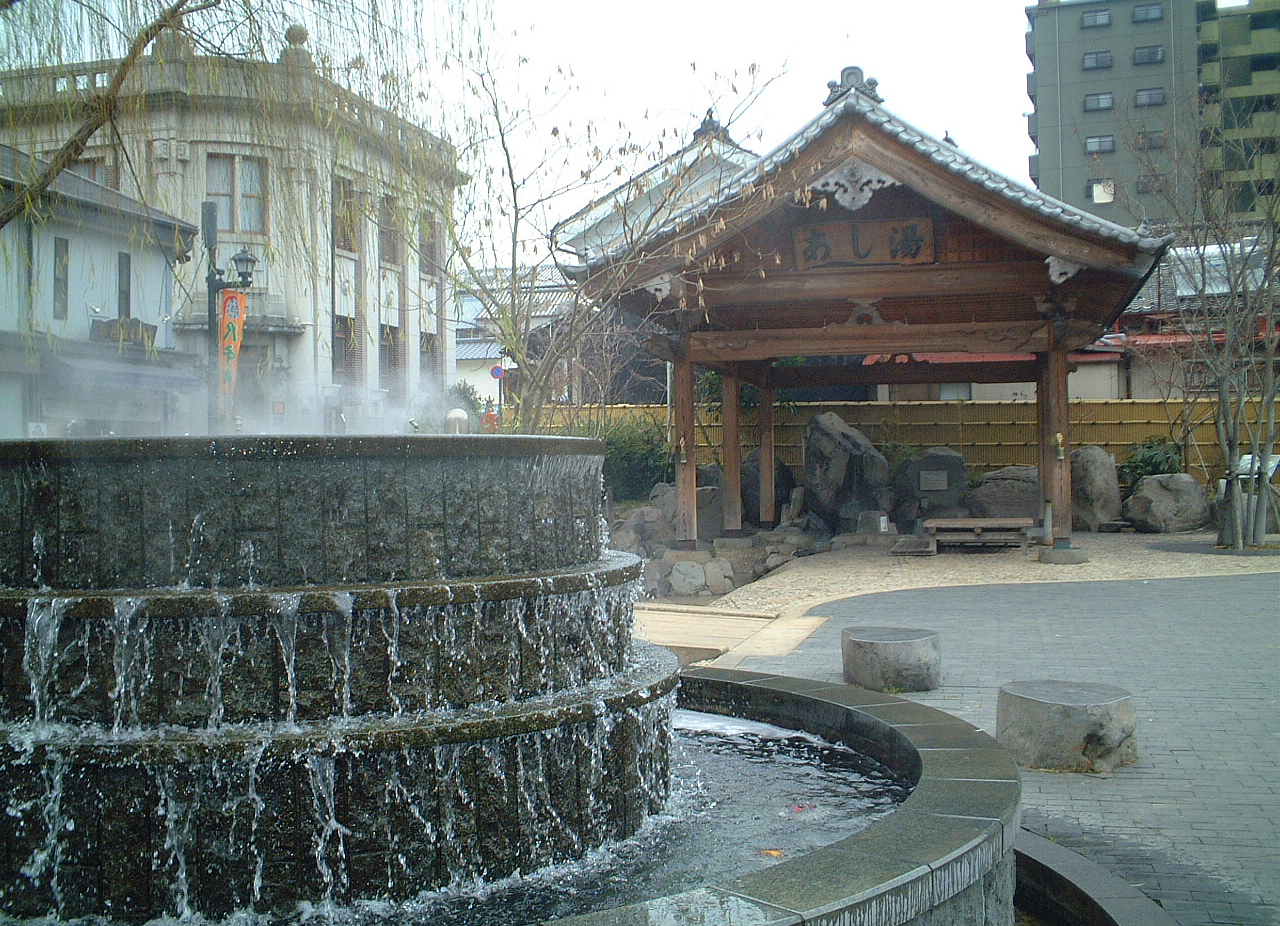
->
[
  {"left": 0, "top": 553, "right": 642, "bottom": 727},
  {"left": 539, "top": 667, "right": 1022, "bottom": 926},
  {"left": 0, "top": 435, "right": 607, "bottom": 590},
  {"left": 0, "top": 436, "right": 679, "bottom": 922}
]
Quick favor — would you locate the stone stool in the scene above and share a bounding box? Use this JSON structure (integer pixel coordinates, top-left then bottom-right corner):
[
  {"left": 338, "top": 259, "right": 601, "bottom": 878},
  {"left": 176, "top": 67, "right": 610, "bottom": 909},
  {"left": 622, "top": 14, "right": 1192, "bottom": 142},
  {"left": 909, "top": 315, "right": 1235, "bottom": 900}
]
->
[
  {"left": 840, "top": 627, "right": 940, "bottom": 692},
  {"left": 996, "top": 680, "right": 1137, "bottom": 772}
]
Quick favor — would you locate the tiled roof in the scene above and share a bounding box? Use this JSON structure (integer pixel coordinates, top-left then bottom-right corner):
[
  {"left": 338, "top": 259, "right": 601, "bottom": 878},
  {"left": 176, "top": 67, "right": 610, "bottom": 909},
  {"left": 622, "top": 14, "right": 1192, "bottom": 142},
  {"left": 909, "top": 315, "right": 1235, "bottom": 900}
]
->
[
  {"left": 567, "top": 76, "right": 1170, "bottom": 274},
  {"left": 1, "top": 143, "right": 195, "bottom": 237},
  {"left": 456, "top": 338, "right": 505, "bottom": 362}
]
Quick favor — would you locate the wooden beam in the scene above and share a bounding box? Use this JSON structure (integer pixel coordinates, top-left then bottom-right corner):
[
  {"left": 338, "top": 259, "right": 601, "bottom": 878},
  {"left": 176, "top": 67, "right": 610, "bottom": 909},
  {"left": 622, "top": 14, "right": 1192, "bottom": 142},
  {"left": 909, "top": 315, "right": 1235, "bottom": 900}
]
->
[
  {"left": 673, "top": 353, "right": 697, "bottom": 546},
  {"left": 698, "top": 261, "right": 1053, "bottom": 307},
  {"left": 764, "top": 359, "right": 1042, "bottom": 388},
  {"left": 758, "top": 388, "right": 776, "bottom": 526},
  {"left": 721, "top": 368, "right": 743, "bottom": 533},
  {"left": 688, "top": 321, "right": 1049, "bottom": 363}
]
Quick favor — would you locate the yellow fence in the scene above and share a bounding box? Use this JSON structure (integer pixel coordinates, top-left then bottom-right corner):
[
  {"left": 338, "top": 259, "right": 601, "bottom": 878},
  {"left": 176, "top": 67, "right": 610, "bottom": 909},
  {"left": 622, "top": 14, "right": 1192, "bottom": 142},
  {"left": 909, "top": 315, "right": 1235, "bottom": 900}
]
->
[{"left": 550, "top": 400, "right": 1279, "bottom": 482}]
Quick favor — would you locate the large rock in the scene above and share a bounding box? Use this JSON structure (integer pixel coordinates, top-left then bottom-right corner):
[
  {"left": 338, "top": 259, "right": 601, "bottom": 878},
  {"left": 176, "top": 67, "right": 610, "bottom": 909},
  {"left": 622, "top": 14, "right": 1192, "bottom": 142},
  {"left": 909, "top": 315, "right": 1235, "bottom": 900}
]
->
[
  {"left": 648, "top": 482, "right": 724, "bottom": 541},
  {"left": 997, "top": 680, "right": 1137, "bottom": 773},
  {"left": 1071, "top": 445, "right": 1122, "bottom": 531},
  {"left": 802, "top": 413, "right": 889, "bottom": 531},
  {"left": 965, "top": 466, "right": 1041, "bottom": 520},
  {"left": 894, "top": 447, "right": 969, "bottom": 515},
  {"left": 1123, "top": 473, "right": 1210, "bottom": 533},
  {"left": 741, "top": 448, "right": 797, "bottom": 525}
]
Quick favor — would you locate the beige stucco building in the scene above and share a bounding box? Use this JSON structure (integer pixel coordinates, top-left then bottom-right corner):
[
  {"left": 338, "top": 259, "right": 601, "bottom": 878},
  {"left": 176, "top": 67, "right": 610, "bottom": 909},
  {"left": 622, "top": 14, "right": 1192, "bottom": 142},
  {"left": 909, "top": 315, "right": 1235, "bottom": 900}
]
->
[{"left": 0, "top": 24, "right": 460, "bottom": 435}]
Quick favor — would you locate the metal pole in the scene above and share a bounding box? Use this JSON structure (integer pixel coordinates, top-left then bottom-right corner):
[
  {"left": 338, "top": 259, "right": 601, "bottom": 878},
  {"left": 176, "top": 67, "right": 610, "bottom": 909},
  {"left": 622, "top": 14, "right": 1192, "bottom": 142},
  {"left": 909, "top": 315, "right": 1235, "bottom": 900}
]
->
[{"left": 202, "top": 201, "right": 220, "bottom": 436}]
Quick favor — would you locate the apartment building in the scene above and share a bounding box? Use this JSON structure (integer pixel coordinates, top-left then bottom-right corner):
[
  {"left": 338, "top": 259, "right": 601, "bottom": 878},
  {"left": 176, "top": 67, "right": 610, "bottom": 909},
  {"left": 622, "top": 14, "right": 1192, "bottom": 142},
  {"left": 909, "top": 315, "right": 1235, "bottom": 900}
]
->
[{"left": 1025, "top": 0, "right": 1278, "bottom": 226}]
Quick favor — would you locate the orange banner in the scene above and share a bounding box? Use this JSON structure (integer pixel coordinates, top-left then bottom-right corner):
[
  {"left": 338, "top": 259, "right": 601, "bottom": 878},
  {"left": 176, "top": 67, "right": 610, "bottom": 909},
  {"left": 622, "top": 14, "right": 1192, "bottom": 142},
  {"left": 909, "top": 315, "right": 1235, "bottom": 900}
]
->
[{"left": 219, "top": 290, "right": 245, "bottom": 417}]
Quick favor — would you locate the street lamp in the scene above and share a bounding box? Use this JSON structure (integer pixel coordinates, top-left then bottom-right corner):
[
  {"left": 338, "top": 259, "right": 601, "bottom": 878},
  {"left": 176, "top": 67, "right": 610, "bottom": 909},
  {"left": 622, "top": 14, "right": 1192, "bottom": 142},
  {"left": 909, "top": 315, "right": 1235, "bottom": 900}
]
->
[{"left": 202, "top": 202, "right": 257, "bottom": 434}]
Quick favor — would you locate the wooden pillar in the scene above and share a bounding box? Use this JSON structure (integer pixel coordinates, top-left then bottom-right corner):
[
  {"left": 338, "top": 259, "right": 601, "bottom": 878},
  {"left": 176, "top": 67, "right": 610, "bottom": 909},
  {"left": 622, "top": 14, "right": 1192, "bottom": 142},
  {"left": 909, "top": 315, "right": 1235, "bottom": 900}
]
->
[
  {"left": 1035, "top": 355, "right": 1052, "bottom": 535},
  {"left": 1036, "top": 347, "right": 1073, "bottom": 547},
  {"left": 673, "top": 353, "right": 697, "bottom": 547},
  {"left": 758, "top": 386, "right": 776, "bottom": 526},
  {"left": 721, "top": 368, "right": 743, "bottom": 533}
]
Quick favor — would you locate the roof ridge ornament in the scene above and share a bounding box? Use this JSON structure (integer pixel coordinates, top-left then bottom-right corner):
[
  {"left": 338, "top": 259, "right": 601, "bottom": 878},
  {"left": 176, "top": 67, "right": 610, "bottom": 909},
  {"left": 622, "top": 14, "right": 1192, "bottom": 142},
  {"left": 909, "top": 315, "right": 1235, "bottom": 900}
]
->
[
  {"left": 824, "top": 66, "right": 883, "bottom": 106},
  {"left": 692, "top": 108, "right": 725, "bottom": 141}
]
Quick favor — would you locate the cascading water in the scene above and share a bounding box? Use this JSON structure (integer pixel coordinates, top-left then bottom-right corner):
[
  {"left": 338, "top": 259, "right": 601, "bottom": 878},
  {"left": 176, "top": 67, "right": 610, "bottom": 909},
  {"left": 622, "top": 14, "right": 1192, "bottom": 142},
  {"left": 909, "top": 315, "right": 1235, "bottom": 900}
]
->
[{"left": 0, "top": 436, "right": 677, "bottom": 922}]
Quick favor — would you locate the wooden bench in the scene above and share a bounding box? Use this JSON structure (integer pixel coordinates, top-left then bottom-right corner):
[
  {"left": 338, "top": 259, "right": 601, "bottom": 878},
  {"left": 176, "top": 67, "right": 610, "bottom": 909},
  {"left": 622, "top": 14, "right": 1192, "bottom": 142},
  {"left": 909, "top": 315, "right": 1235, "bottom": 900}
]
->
[{"left": 923, "top": 517, "right": 1034, "bottom": 551}]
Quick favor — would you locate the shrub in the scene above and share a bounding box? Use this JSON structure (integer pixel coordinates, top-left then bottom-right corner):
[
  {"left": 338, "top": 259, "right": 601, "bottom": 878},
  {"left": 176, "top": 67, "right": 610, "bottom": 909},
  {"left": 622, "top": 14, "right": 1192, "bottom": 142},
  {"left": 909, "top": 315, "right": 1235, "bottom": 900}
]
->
[
  {"left": 1119, "top": 436, "right": 1182, "bottom": 492},
  {"left": 600, "top": 417, "right": 672, "bottom": 502},
  {"left": 446, "top": 381, "right": 483, "bottom": 420},
  {"left": 877, "top": 440, "right": 919, "bottom": 480}
]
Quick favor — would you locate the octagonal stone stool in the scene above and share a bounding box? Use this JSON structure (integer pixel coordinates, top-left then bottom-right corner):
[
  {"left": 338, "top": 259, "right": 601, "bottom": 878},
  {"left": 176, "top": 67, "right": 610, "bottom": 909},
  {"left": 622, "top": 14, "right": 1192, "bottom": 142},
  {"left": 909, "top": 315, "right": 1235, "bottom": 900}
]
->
[
  {"left": 840, "top": 627, "right": 940, "bottom": 692},
  {"left": 996, "top": 680, "right": 1137, "bottom": 772}
]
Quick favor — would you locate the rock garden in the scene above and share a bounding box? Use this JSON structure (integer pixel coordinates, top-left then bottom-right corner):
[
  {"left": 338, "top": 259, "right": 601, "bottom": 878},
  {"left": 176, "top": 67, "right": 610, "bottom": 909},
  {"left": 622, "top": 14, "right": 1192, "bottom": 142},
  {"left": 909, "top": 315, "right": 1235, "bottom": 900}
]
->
[{"left": 609, "top": 412, "right": 1214, "bottom": 598}]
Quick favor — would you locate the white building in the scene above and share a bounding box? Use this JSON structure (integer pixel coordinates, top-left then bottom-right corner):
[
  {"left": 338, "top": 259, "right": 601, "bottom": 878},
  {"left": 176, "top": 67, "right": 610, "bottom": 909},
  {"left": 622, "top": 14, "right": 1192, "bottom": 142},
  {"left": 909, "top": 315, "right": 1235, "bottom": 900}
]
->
[
  {"left": 0, "top": 144, "right": 199, "bottom": 437},
  {"left": 0, "top": 23, "right": 461, "bottom": 435}
]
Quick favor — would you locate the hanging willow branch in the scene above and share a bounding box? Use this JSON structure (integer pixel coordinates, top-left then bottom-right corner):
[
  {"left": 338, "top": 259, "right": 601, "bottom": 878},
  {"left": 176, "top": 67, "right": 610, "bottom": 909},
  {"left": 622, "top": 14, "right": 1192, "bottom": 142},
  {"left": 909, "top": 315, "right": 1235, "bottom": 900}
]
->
[{"left": 0, "top": 0, "right": 218, "bottom": 231}]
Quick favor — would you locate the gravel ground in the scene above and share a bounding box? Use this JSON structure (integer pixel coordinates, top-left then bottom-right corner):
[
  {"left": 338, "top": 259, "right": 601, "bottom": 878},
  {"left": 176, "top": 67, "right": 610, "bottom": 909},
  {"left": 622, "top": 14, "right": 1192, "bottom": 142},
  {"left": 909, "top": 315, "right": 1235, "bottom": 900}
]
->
[{"left": 710, "top": 530, "right": 1279, "bottom": 617}]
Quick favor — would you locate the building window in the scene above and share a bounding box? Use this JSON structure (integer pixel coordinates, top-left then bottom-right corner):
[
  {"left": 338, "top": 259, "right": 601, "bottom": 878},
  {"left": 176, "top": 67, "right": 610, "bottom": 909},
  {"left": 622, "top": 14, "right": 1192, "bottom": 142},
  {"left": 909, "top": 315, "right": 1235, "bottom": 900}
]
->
[
  {"left": 1135, "top": 87, "right": 1166, "bottom": 107},
  {"left": 378, "top": 195, "right": 401, "bottom": 266},
  {"left": 1085, "top": 135, "right": 1116, "bottom": 154},
  {"left": 1086, "top": 178, "right": 1116, "bottom": 203},
  {"left": 419, "top": 331, "right": 441, "bottom": 383},
  {"left": 1081, "top": 9, "right": 1111, "bottom": 27},
  {"left": 53, "top": 237, "right": 69, "bottom": 321},
  {"left": 1133, "top": 45, "right": 1165, "bottom": 65},
  {"left": 1135, "top": 131, "right": 1166, "bottom": 150},
  {"left": 380, "top": 324, "right": 405, "bottom": 401},
  {"left": 418, "top": 215, "right": 442, "bottom": 276},
  {"left": 1082, "top": 51, "right": 1113, "bottom": 70},
  {"left": 207, "top": 154, "right": 266, "bottom": 234},
  {"left": 1136, "top": 174, "right": 1166, "bottom": 194},
  {"left": 72, "top": 155, "right": 118, "bottom": 189},
  {"left": 1133, "top": 3, "right": 1163, "bottom": 22},
  {"left": 333, "top": 177, "right": 359, "bottom": 253},
  {"left": 117, "top": 252, "right": 131, "bottom": 319},
  {"left": 1084, "top": 92, "right": 1114, "bottom": 111},
  {"left": 1230, "top": 182, "right": 1256, "bottom": 214}
]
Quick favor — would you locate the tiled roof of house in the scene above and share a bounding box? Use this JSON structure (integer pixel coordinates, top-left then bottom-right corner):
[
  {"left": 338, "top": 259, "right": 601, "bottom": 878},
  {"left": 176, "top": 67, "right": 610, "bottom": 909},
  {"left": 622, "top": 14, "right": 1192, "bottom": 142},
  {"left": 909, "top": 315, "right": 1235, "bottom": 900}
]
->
[
  {"left": 1, "top": 143, "right": 195, "bottom": 241},
  {"left": 562, "top": 70, "right": 1170, "bottom": 274}
]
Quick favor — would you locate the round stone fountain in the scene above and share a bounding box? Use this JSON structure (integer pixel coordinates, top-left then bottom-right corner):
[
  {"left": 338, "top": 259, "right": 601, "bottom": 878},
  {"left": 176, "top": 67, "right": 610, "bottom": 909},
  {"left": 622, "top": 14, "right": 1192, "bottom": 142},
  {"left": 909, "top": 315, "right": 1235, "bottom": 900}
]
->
[{"left": 0, "top": 436, "right": 677, "bottom": 921}]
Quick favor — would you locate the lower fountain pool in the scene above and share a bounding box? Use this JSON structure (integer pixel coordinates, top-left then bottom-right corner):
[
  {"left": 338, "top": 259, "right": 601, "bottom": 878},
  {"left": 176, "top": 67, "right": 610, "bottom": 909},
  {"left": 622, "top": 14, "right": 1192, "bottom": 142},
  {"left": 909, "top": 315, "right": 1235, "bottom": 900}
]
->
[{"left": 361, "top": 709, "right": 912, "bottom": 925}]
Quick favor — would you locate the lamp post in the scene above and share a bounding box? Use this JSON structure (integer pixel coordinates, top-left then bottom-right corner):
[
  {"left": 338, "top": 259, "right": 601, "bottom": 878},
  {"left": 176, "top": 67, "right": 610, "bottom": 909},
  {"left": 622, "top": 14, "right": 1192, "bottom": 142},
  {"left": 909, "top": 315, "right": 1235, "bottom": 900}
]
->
[{"left": 202, "top": 201, "right": 257, "bottom": 434}]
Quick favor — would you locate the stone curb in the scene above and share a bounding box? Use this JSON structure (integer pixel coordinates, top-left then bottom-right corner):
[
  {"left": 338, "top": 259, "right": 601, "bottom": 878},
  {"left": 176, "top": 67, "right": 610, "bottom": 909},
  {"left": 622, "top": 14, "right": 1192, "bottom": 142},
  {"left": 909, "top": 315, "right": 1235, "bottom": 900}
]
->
[{"left": 1015, "top": 829, "right": 1181, "bottom": 926}]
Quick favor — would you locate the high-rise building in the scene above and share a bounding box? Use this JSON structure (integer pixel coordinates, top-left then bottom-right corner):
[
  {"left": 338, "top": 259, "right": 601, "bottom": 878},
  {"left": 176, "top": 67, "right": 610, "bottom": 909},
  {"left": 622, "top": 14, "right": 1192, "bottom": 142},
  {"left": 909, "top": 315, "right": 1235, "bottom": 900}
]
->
[
  {"left": 1197, "top": 0, "right": 1280, "bottom": 222},
  {"left": 1025, "top": 0, "right": 1278, "bottom": 226}
]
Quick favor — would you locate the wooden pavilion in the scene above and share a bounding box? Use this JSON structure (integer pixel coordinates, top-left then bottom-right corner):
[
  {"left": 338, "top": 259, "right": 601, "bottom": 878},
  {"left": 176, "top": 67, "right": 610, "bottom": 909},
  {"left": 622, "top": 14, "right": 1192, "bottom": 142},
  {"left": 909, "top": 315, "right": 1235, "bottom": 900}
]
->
[{"left": 555, "top": 68, "right": 1171, "bottom": 555}]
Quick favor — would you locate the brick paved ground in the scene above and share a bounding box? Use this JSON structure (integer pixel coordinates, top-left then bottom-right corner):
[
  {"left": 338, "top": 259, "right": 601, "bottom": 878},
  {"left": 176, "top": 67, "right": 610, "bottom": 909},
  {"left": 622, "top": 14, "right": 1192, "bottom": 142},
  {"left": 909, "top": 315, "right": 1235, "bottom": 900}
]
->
[{"left": 734, "top": 574, "right": 1279, "bottom": 926}]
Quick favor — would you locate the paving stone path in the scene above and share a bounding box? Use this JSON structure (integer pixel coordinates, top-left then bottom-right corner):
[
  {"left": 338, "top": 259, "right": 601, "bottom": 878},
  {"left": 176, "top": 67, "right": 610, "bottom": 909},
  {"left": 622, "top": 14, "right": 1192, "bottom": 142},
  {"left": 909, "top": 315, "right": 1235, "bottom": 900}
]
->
[{"left": 734, "top": 573, "right": 1279, "bottom": 926}]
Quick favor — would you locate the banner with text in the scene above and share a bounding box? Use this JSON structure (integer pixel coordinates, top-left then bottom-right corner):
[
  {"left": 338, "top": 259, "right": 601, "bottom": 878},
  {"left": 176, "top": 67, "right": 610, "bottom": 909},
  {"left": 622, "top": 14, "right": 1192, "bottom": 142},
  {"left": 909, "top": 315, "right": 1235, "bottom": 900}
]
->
[{"left": 219, "top": 290, "right": 245, "bottom": 417}]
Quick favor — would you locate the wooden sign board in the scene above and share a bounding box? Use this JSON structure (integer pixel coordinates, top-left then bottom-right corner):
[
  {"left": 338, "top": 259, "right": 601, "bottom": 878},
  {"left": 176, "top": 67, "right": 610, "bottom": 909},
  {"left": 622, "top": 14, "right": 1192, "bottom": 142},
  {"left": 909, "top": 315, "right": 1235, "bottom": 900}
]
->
[{"left": 794, "top": 218, "right": 935, "bottom": 270}]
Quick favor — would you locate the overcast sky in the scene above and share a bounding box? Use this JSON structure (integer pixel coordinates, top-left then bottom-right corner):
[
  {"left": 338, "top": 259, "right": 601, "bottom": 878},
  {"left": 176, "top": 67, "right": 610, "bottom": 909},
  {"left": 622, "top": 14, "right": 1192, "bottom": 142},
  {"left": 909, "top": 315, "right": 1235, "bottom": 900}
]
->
[{"left": 490, "top": 0, "right": 1037, "bottom": 186}]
